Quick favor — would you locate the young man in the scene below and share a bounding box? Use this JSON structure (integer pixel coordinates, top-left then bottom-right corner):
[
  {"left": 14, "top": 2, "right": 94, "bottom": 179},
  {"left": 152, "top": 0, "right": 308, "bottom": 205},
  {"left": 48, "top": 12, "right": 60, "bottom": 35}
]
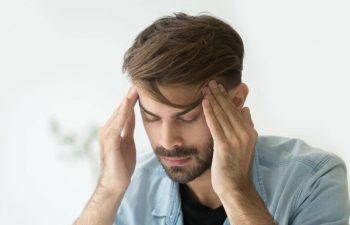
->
[{"left": 74, "top": 13, "right": 349, "bottom": 225}]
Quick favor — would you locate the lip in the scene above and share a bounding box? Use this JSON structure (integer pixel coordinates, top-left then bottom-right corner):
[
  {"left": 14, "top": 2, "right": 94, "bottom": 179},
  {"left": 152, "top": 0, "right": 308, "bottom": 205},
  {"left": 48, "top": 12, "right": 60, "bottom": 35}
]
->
[{"left": 162, "top": 156, "right": 191, "bottom": 167}]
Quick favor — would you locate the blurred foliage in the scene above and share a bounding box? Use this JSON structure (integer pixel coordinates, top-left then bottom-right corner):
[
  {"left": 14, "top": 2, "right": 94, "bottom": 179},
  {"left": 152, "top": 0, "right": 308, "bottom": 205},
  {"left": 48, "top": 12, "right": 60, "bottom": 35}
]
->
[{"left": 49, "top": 118, "right": 100, "bottom": 182}]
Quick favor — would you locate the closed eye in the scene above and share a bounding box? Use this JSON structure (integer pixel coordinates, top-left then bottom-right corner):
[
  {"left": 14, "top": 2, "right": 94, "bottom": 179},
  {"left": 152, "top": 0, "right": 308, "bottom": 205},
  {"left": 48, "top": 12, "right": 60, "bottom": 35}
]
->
[
  {"left": 178, "top": 116, "right": 199, "bottom": 123},
  {"left": 144, "top": 117, "right": 160, "bottom": 123},
  {"left": 143, "top": 116, "right": 199, "bottom": 123}
]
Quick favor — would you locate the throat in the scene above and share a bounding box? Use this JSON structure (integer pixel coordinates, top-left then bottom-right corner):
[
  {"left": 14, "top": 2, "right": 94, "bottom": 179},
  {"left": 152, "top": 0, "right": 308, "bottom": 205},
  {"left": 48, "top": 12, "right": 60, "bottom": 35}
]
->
[{"left": 183, "top": 170, "right": 222, "bottom": 209}]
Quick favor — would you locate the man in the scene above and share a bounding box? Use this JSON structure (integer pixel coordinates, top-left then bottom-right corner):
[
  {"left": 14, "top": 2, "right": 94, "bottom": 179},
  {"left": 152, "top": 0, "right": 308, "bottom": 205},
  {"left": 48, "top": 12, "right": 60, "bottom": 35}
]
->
[{"left": 74, "top": 13, "right": 349, "bottom": 225}]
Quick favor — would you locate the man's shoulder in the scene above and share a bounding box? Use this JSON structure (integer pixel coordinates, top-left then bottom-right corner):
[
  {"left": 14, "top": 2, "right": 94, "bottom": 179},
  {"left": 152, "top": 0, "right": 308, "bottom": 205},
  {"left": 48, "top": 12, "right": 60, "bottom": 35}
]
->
[
  {"left": 254, "top": 135, "right": 349, "bottom": 224},
  {"left": 255, "top": 135, "right": 345, "bottom": 171},
  {"left": 254, "top": 135, "right": 347, "bottom": 204}
]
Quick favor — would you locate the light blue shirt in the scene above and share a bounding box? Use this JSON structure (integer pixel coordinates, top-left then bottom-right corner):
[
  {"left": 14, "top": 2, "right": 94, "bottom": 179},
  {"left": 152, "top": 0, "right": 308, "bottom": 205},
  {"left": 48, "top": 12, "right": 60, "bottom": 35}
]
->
[{"left": 115, "top": 135, "right": 350, "bottom": 225}]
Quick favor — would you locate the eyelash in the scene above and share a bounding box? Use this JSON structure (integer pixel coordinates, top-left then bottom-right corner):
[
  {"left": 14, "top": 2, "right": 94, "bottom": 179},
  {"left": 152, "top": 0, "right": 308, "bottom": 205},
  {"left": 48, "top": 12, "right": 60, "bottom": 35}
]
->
[
  {"left": 144, "top": 117, "right": 198, "bottom": 123},
  {"left": 143, "top": 118, "right": 158, "bottom": 123}
]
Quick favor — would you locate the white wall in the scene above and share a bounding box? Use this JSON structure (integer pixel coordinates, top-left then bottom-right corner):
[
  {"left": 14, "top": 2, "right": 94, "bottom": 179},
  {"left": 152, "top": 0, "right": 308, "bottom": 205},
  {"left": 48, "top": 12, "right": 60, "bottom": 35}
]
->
[{"left": 0, "top": 0, "right": 349, "bottom": 224}]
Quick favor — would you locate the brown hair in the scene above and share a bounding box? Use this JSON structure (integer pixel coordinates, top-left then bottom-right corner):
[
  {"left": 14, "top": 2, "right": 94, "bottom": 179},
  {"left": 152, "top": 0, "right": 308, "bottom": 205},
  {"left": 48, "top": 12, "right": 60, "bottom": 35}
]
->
[{"left": 122, "top": 12, "right": 244, "bottom": 108}]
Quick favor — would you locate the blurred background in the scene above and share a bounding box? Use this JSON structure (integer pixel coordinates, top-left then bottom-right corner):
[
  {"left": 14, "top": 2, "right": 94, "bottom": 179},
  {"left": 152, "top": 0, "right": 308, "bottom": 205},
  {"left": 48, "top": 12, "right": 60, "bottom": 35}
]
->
[{"left": 0, "top": 0, "right": 349, "bottom": 224}]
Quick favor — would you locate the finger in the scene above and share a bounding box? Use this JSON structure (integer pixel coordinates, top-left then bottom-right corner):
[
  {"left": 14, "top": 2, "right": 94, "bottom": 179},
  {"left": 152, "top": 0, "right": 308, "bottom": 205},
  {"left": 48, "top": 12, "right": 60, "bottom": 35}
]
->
[
  {"left": 241, "top": 107, "right": 254, "bottom": 128},
  {"left": 241, "top": 107, "right": 259, "bottom": 147},
  {"left": 208, "top": 80, "right": 240, "bottom": 113},
  {"left": 109, "top": 87, "right": 138, "bottom": 135},
  {"left": 203, "top": 87, "right": 234, "bottom": 138},
  {"left": 208, "top": 81, "right": 249, "bottom": 131},
  {"left": 121, "top": 108, "right": 135, "bottom": 139},
  {"left": 105, "top": 86, "right": 138, "bottom": 130},
  {"left": 202, "top": 96, "right": 227, "bottom": 144}
]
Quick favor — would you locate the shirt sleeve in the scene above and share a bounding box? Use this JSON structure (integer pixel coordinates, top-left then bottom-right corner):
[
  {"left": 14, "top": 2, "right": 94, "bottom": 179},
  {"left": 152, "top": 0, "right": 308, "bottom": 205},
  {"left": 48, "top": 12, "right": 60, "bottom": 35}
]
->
[{"left": 290, "top": 154, "right": 350, "bottom": 225}]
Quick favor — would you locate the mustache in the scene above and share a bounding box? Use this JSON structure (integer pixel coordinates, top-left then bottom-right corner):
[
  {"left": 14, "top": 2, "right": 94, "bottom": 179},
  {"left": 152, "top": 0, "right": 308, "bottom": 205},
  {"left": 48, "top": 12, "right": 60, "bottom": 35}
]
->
[{"left": 154, "top": 146, "right": 198, "bottom": 158}]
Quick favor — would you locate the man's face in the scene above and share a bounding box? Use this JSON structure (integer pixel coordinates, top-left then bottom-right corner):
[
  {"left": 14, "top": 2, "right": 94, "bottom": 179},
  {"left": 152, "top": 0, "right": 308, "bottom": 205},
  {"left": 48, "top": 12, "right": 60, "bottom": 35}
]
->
[{"left": 137, "top": 84, "right": 213, "bottom": 183}]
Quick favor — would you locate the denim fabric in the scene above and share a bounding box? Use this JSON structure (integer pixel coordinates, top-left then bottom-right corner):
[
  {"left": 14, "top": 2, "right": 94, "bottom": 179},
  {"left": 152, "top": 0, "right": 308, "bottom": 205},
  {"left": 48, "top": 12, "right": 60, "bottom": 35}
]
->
[{"left": 115, "top": 135, "right": 350, "bottom": 225}]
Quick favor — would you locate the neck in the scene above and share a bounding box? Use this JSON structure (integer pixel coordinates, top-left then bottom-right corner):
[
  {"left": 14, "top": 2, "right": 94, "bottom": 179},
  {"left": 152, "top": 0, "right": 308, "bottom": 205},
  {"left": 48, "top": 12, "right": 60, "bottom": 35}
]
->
[{"left": 185, "top": 168, "right": 222, "bottom": 209}]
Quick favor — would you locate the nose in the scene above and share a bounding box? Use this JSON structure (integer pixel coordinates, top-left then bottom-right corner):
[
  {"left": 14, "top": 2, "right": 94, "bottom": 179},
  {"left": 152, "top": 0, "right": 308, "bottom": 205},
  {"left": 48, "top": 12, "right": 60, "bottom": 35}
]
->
[{"left": 159, "top": 122, "right": 183, "bottom": 150}]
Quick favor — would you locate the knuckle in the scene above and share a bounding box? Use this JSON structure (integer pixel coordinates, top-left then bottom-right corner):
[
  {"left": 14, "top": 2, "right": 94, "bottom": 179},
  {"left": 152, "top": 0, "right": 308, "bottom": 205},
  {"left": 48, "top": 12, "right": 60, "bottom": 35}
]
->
[
  {"left": 213, "top": 121, "right": 221, "bottom": 131},
  {"left": 221, "top": 142, "right": 231, "bottom": 151},
  {"left": 105, "top": 129, "right": 118, "bottom": 139},
  {"left": 116, "top": 108, "right": 128, "bottom": 121},
  {"left": 124, "top": 96, "right": 132, "bottom": 103},
  {"left": 229, "top": 138, "right": 240, "bottom": 147},
  {"left": 212, "top": 88, "right": 220, "bottom": 95},
  {"left": 252, "top": 129, "right": 259, "bottom": 140},
  {"left": 123, "top": 136, "right": 134, "bottom": 145},
  {"left": 115, "top": 110, "right": 122, "bottom": 118},
  {"left": 240, "top": 132, "right": 250, "bottom": 142},
  {"left": 100, "top": 129, "right": 121, "bottom": 145}
]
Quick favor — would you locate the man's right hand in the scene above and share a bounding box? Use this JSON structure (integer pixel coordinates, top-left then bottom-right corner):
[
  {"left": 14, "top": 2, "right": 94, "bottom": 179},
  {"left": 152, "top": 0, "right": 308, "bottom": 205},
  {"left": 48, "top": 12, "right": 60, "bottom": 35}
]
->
[
  {"left": 97, "top": 86, "right": 139, "bottom": 194},
  {"left": 74, "top": 86, "right": 139, "bottom": 225}
]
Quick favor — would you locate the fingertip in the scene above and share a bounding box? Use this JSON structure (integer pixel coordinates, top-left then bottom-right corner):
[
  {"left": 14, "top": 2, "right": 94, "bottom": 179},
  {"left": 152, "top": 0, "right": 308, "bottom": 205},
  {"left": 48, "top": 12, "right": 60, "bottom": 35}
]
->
[
  {"left": 242, "top": 107, "right": 254, "bottom": 125},
  {"left": 202, "top": 98, "right": 210, "bottom": 107},
  {"left": 129, "top": 86, "right": 136, "bottom": 95},
  {"left": 202, "top": 87, "right": 208, "bottom": 96},
  {"left": 241, "top": 107, "right": 248, "bottom": 117},
  {"left": 127, "top": 86, "right": 139, "bottom": 101}
]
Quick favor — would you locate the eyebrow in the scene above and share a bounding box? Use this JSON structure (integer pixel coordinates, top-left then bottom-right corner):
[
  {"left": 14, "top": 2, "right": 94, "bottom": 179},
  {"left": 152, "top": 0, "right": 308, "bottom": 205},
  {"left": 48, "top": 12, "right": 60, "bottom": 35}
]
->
[{"left": 138, "top": 99, "right": 203, "bottom": 118}]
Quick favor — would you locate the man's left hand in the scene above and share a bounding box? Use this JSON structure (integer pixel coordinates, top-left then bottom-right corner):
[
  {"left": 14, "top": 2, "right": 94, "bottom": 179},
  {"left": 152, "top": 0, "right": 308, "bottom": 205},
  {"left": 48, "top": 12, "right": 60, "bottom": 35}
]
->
[{"left": 202, "top": 80, "right": 258, "bottom": 196}]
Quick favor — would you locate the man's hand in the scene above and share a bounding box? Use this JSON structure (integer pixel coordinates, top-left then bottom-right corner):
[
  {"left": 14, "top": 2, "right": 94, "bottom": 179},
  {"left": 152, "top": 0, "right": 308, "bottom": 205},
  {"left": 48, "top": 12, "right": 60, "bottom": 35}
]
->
[
  {"left": 74, "top": 86, "right": 139, "bottom": 225},
  {"left": 98, "top": 86, "right": 139, "bottom": 194},
  {"left": 202, "top": 80, "right": 258, "bottom": 195},
  {"left": 202, "top": 80, "right": 276, "bottom": 225}
]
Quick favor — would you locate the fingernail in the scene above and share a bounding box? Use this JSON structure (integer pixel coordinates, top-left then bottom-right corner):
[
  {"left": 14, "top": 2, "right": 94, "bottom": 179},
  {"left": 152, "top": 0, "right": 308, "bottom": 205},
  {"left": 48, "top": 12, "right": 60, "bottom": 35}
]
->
[
  {"left": 206, "top": 87, "right": 211, "bottom": 95},
  {"left": 209, "top": 80, "right": 217, "bottom": 88},
  {"left": 202, "top": 87, "right": 208, "bottom": 95},
  {"left": 218, "top": 84, "right": 225, "bottom": 92},
  {"left": 203, "top": 98, "right": 209, "bottom": 106}
]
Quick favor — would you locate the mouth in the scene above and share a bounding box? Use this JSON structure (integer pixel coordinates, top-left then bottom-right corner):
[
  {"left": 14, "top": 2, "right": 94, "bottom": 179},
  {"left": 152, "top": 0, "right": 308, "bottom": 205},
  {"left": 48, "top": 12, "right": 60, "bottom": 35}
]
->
[{"left": 161, "top": 156, "right": 191, "bottom": 167}]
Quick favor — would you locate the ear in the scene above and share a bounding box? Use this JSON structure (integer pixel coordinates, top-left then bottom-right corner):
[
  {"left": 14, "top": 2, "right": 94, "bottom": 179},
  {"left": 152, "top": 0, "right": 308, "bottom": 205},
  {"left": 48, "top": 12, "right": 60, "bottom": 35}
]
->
[{"left": 227, "top": 83, "right": 249, "bottom": 109}]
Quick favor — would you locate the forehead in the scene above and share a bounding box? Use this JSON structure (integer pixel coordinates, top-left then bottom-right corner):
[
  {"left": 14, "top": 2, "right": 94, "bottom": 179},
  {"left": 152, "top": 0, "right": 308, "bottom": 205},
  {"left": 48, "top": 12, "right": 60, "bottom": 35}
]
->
[{"left": 136, "top": 83, "right": 205, "bottom": 112}]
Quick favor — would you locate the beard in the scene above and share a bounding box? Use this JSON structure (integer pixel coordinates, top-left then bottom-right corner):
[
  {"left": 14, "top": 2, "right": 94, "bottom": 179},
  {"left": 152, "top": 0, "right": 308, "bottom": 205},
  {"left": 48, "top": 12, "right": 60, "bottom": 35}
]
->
[{"left": 154, "top": 138, "right": 214, "bottom": 183}]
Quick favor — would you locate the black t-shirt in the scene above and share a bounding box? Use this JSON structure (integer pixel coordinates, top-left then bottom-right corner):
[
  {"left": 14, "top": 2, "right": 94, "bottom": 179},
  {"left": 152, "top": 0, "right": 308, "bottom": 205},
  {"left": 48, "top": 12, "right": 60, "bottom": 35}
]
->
[{"left": 179, "top": 184, "right": 227, "bottom": 225}]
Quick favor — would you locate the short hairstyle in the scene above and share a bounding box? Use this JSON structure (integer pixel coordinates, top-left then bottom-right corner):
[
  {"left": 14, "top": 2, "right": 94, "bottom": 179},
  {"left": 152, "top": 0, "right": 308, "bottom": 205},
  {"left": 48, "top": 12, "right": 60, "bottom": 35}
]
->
[{"left": 122, "top": 12, "right": 244, "bottom": 108}]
